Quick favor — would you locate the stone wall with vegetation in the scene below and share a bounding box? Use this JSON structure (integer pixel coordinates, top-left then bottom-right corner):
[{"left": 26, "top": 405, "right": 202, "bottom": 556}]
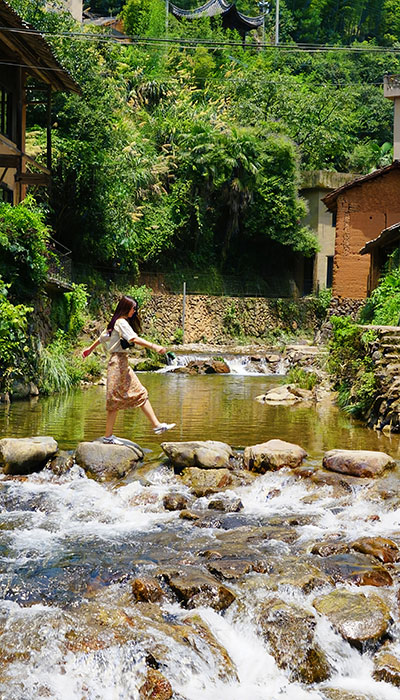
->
[{"left": 141, "top": 294, "right": 327, "bottom": 344}]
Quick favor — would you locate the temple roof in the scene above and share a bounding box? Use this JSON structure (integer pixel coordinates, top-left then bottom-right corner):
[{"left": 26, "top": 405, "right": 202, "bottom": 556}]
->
[{"left": 170, "top": 0, "right": 264, "bottom": 34}]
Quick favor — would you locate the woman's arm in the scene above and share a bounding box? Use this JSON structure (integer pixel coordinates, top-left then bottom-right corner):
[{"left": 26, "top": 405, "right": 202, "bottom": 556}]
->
[
  {"left": 82, "top": 338, "right": 101, "bottom": 358},
  {"left": 132, "top": 336, "right": 166, "bottom": 354}
]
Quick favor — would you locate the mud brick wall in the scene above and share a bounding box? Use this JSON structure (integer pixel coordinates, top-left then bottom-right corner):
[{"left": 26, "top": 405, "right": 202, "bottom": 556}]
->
[{"left": 333, "top": 170, "right": 400, "bottom": 299}]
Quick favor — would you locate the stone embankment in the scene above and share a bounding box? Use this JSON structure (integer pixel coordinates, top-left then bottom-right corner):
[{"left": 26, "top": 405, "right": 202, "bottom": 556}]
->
[{"left": 365, "top": 326, "right": 400, "bottom": 433}]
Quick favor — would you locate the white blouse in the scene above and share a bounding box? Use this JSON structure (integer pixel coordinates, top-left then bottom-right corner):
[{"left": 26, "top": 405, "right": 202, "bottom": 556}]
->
[{"left": 99, "top": 318, "right": 137, "bottom": 354}]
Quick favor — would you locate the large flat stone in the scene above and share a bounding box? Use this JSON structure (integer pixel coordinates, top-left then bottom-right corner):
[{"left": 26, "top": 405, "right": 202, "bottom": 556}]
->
[
  {"left": 244, "top": 439, "right": 307, "bottom": 473},
  {"left": 0, "top": 436, "right": 58, "bottom": 475},
  {"left": 75, "top": 441, "right": 143, "bottom": 481},
  {"left": 161, "top": 441, "right": 233, "bottom": 470},
  {"left": 322, "top": 449, "right": 395, "bottom": 478}
]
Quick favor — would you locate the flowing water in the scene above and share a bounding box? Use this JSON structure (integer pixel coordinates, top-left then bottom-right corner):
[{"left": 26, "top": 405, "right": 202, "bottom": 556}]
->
[{"left": 1, "top": 366, "right": 400, "bottom": 699}]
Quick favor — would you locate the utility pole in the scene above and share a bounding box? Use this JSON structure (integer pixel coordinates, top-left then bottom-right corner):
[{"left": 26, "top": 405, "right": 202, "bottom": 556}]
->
[
  {"left": 165, "top": 0, "right": 169, "bottom": 35},
  {"left": 257, "top": 1, "right": 269, "bottom": 47},
  {"left": 275, "top": 0, "right": 279, "bottom": 44}
]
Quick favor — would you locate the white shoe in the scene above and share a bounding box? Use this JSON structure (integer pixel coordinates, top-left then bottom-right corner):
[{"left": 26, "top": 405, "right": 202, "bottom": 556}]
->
[
  {"left": 153, "top": 422, "right": 176, "bottom": 435},
  {"left": 102, "top": 435, "right": 124, "bottom": 445}
]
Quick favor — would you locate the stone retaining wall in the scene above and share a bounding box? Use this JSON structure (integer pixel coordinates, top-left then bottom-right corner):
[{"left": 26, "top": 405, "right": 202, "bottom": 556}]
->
[{"left": 140, "top": 294, "right": 324, "bottom": 344}]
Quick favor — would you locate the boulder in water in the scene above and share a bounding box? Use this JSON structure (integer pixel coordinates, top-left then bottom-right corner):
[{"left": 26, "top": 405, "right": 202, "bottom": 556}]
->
[
  {"left": 207, "top": 496, "right": 243, "bottom": 512},
  {"left": 75, "top": 441, "right": 143, "bottom": 480},
  {"left": 314, "top": 552, "right": 393, "bottom": 587},
  {"left": 373, "top": 646, "right": 400, "bottom": 687},
  {"left": 313, "top": 590, "right": 392, "bottom": 646},
  {"left": 139, "top": 667, "right": 173, "bottom": 699},
  {"left": 179, "top": 467, "right": 238, "bottom": 496},
  {"left": 0, "top": 436, "right": 58, "bottom": 475},
  {"left": 161, "top": 440, "right": 233, "bottom": 470},
  {"left": 161, "top": 567, "right": 235, "bottom": 611},
  {"left": 350, "top": 536, "right": 399, "bottom": 564},
  {"left": 244, "top": 439, "right": 307, "bottom": 473},
  {"left": 322, "top": 449, "right": 395, "bottom": 478},
  {"left": 257, "top": 598, "right": 331, "bottom": 684},
  {"left": 163, "top": 492, "right": 193, "bottom": 511},
  {"left": 132, "top": 577, "right": 164, "bottom": 603},
  {"left": 322, "top": 691, "right": 372, "bottom": 700}
]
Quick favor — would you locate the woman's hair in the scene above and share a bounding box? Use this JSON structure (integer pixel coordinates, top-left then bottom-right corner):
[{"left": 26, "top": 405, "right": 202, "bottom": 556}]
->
[{"left": 107, "top": 295, "right": 142, "bottom": 334}]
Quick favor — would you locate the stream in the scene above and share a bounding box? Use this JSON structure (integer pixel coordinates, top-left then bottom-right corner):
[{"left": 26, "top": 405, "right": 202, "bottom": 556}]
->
[{"left": 1, "top": 368, "right": 400, "bottom": 699}]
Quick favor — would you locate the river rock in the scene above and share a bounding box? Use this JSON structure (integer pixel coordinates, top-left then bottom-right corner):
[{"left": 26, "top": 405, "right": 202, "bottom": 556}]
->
[
  {"left": 315, "top": 552, "right": 393, "bottom": 587},
  {"left": 255, "top": 384, "right": 299, "bottom": 404},
  {"left": 0, "top": 436, "right": 58, "bottom": 475},
  {"left": 180, "top": 467, "right": 236, "bottom": 496},
  {"left": 139, "top": 668, "right": 172, "bottom": 700},
  {"left": 208, "top": 497, "right": 243, "bottom": 512},
  {"left": 206, "top": 558, "right": 254, "bottom": 580},
  {"left": 179, "top": 509, "right": 200, "bottom": 521},
  {"left": 322, "top": 691, "right": 372, "bottom": 700},
  {"left": 75, "top": 441, "right": 143, "bottom": 480},
  {"left": 132, "top": 577, "right": 164, "bottom": 603},
  {"left": 257, "top": 598, "right": 331, "bottom": 684},
  {"left": 163, "top": 492, "right": 193, "bottom": 511},
  {"left": 311, "top": 541, "right": 351, "bottom": 557},
  {"left": 322, "top": 449, "right": 395, "bottom": 478},
  {"left": 48, "top": 451, "right": 74, "bottom": 476},
  {"left": 313, "top": 590, "right": 392, "bottom": 646},
  {"left": 160, "top": 567, "right": 235, "bottom": 611},
  {"left": 161, "top": 441, "right": 233, "bottom": 470},
  {"left": 373, "top": 646, "right": 400, "bottom": 686},
  {"left": 243, "top": 439, "right": 307, "bottom": 473},
  {"left": 350, "top": 537, "right": 400, "bottom": 564},
  {"left": 172, "top": 359, "right": 230, "bottom": 374}
]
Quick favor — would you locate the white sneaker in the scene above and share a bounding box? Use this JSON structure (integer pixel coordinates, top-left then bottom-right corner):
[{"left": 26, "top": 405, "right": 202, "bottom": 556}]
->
[
  {"left": 153, "top": 422, "right": 176, "bottom": 435},
  {"left": 102, "top": 435, "right": 124, "bottom": 445}
]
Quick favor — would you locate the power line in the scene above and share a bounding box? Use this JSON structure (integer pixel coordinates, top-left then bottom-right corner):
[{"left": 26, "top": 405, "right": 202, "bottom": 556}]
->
[{"left": 3, "top": 23, "right": 400, "bottom": 54}]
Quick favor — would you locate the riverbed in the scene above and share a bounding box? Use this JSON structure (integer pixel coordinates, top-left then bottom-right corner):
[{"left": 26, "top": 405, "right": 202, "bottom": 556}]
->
[{"left": 1, "top": 373, "right": 400, "bottom": 699}]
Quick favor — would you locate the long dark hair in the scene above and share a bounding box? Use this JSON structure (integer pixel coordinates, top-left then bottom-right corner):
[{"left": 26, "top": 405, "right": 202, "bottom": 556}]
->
[{"left": 107, "top": 295, "right": 142, "bottom": 334}]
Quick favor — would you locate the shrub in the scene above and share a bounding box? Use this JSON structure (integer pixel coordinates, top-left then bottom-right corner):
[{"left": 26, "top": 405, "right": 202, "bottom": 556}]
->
[
  {"left": 286, "top": 367, "right": 318, "bottom": 390},
  {"left": 51, "top": 283, "right": 88, "bottom": 338},
  {"left": 0, "top": 277, "right": 34, "bottom": 392},
  {"left": 0, "top": 196, "right": 49, "bottom": 296},
  {"left": 223, "top": 302, "right": 243, "bottom": 338},
  {"left": 360, "top": 262, "right": 400, "bottom": 326},
  {"left": 328, "top": 316, "right": 377, "bottom": 416}
]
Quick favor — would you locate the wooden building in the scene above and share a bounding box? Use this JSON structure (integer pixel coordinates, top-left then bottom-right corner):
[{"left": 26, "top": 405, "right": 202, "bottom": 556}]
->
[
  {"left": 322, "top": 161, "right": 400, "bottom": 299},
  {"left": 0, "top": 0, "right": 80, "bottom": 205}
]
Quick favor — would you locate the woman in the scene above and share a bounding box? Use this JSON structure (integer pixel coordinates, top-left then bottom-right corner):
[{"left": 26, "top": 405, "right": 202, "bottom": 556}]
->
[{"left": 82, "top": 295, "right": 175, "bottom": 444}]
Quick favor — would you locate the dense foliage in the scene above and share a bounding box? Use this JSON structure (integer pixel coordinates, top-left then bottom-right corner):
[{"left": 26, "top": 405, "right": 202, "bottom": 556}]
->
[
  {"left": 0, "top": 279, "right": 34, "bottom": 393},
  {"left": 328, "top": 316, "right": 377, "bottom": 416},
  {"left": 0, "top": 197, "right": 49, "bottom": 297},
  {"left": 360, "top": 252, "right": 400, "bottom": 326},
  {"left": 12, "top": 0, "right": 400, "bottom": 282}
]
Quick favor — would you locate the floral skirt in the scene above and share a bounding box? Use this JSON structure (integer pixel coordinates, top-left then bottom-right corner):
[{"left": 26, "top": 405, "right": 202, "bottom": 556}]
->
[{"left": 106, "top": 353, "right": 148, "bottom": 412}]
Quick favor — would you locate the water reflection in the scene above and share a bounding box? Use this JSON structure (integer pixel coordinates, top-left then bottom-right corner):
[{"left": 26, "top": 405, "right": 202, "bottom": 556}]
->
[{"left": 1, "top": 373, "right": 399, "bottom": 458}]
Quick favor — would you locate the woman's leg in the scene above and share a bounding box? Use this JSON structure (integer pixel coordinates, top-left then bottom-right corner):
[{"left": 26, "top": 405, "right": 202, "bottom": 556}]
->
[
  {"left": 140, "top": 399, "right": 160, "bottom": 428},
  {"left": 105, "top": 409, "right": 118, "bottom": 437}
]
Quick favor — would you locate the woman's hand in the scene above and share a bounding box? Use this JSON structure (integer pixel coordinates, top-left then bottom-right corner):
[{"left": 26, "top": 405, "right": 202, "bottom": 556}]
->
[{"left": 155, "top": 345, "right": 167, "bottom": 355}]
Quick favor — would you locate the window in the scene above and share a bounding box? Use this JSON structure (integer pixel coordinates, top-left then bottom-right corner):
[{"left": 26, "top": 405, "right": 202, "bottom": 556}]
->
[
  {"left": 326, "top": 255, "right": 334, "bottom": 288},
  {"left": 0, "top": 86, "right": 12, "bottom": 139},
  {"left": 0, "top": 185, "right": 13, "bottom": 204}
]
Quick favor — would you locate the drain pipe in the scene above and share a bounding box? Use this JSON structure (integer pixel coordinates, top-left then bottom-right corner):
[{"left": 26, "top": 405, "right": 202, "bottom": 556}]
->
[{"left": 182, "top": 281, "right": 186, "bottom": 344}]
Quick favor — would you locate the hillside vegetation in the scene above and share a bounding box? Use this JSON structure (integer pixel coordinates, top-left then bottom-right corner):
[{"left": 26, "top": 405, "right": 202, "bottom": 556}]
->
[{"left": 7, "top": 0, "right": 400, "bottom": 281}]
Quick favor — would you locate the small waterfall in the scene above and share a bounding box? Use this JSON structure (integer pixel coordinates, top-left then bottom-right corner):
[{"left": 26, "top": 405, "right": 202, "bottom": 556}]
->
[{"left": 159, "top": 353, "right": 286, "bottom": 376}]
